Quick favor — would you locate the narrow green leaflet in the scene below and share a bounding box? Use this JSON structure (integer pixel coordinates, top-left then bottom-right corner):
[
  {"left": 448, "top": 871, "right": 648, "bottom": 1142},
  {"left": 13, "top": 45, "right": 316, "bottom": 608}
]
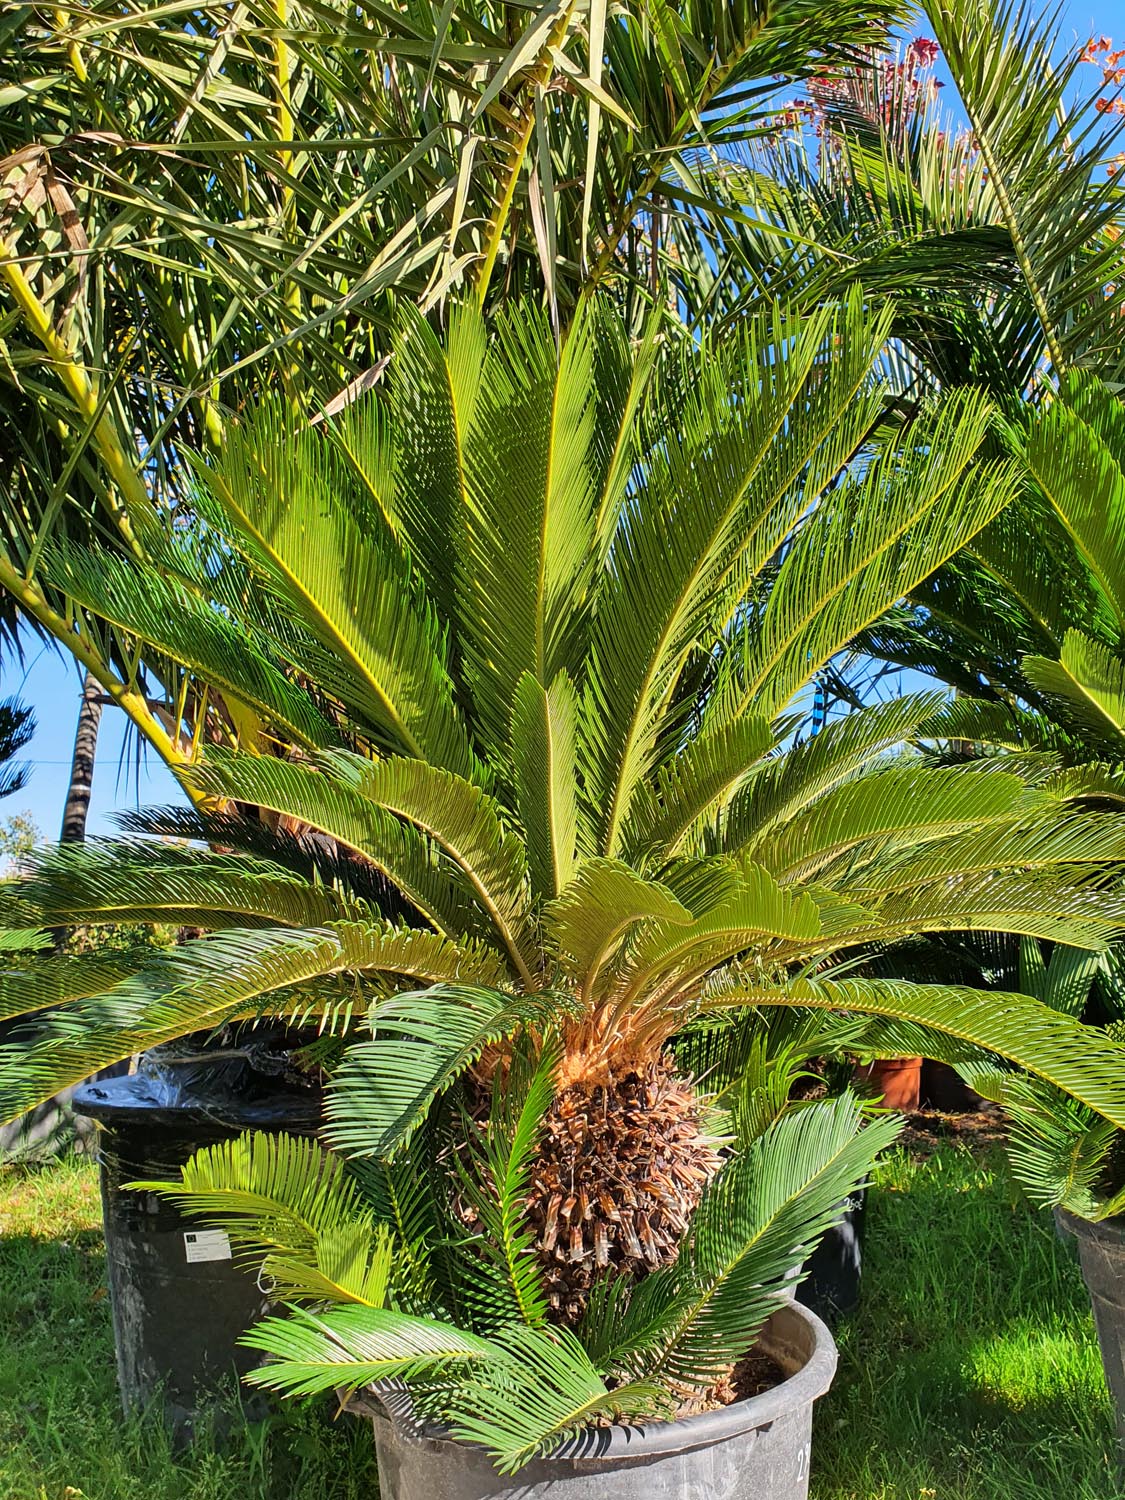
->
[{"left": 324, "top": 985, "right": 536, "bottom": 1159}]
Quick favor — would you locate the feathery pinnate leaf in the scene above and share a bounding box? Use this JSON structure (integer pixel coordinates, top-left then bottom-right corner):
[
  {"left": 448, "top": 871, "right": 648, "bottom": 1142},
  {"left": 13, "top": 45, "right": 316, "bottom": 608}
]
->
[{"left": 324, "top": 985, "right": 542, "bottom": 1160}]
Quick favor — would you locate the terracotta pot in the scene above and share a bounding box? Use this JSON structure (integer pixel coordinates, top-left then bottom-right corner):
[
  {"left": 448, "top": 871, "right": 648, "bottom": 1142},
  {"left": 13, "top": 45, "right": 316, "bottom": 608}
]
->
[{"left": 855, "top": 1056, "right": 922, "bottom": 1110}]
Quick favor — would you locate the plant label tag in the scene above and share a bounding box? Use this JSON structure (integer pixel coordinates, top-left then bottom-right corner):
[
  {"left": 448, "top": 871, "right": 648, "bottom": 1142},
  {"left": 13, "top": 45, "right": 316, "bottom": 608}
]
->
[{"left": 183, "top": 1229, "right": 232, "bottom": 1264}]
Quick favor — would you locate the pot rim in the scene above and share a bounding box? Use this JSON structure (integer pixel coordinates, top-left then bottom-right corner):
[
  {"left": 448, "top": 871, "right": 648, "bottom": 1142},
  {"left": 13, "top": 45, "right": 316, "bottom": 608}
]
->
[
  {"left": 352, "top": 1300, "right": 837, "bottom": 1463},
  {"left": 1055, "top": 1205, "right": 1125, "bottom": 1246}
]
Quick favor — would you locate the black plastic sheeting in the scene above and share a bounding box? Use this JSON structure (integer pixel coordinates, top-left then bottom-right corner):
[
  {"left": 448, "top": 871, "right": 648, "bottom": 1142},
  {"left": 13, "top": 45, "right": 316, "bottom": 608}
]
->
[{"left": 73, "top": 1040, "right": 322, "bottom": 1441}]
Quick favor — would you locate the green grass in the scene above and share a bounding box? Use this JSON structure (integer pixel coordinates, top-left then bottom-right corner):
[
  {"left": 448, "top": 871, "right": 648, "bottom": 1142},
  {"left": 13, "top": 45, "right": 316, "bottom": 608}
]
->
[
  {"left": 0, "top": 1145, "right": 1117, "bottom": 1499},
  {"left": 812, "top": 1147, "right": 1119, "bottom": 1499},
  {"left": 0, "top": 1157, "right": 377, "bottom": 1500}
]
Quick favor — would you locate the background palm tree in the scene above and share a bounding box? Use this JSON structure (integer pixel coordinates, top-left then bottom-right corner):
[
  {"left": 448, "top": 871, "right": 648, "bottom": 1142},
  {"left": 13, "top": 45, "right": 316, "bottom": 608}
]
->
[
  {"left": 0, "top": 696, "right": 34, "bottom": 804},
  {"left": 724, "top": 0, "right": 1125, "bottom": 397},
  {"left": 0, "top": 0, "right": 911, "bottom": 776},
  {"left": 59, "top": 672, "right": 102, "bottom": 846}
]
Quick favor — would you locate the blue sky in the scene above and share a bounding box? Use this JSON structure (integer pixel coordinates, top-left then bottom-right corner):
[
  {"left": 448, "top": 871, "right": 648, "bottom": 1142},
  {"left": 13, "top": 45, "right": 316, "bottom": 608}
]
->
[{"left": 2, "top": 0, "right": 1123, "bottom": 841}]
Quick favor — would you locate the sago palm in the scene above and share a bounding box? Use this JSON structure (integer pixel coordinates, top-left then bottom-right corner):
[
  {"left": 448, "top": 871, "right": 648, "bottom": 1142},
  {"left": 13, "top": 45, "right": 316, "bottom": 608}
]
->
[
  {"left": 3, "top": 298, "right": 1125, "bottom": 1458},
  {"left": 869, "top": 376, "right": 1125, "bottom": 1227}
]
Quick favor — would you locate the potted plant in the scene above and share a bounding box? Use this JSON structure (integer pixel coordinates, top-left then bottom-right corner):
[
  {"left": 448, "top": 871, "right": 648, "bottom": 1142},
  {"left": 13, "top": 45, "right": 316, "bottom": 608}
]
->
[
  {"left": 971, "top": 1045, "right": 1125, "bottom": 1443},
  {"left": 4, "top": 301, "right": 1125, "bottom": 1485},
  {"left": 138, "top": 1100, "right": 890, "bottom": 1498}
]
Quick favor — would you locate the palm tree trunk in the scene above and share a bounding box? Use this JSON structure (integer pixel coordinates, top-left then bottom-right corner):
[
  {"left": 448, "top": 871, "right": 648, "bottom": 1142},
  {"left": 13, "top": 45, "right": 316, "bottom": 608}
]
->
[
  {"left": 1, "top": 672, "right": 110, "bottom": 1156},
  {"left": 60, "top": 669, "right": 103, "bottom": 843}
]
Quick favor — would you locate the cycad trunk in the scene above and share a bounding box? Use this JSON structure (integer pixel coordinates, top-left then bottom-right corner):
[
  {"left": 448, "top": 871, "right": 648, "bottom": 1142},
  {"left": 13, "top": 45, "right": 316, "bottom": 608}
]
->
[{"left": 525, "top": 1053, "right": 722, "bottom": 1322}]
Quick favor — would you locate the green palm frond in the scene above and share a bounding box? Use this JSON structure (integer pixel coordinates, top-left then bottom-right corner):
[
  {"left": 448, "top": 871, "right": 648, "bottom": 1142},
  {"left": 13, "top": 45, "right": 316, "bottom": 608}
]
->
[
  {"left": 928, "top": 0, "right": 1125, "bottom": 383},
  {"left": 190, "top": 406, "right": 474, "bottom": 775},
  {"left": 324, "top": 754, "right": 535, "bottom": 982},
  {"left": 704, "top": 976, "right": 1125, "bottom": 1129},
  {"left": 745, "top": 765, "right": 1041, "bottom": 881},
  {"left": 621, "top": 863, "right": 822, "bottom": 998},
  {"left": 916, "top": 697, "right": 1065, "bottom": 753},
  {"left": 744, "top": 395, "right": 1021, "bottom": 715},
  {"left": 1022, "top": 631, "right": 1125, "bottom": 751},
  {"left": 836, "top": 815, "right": 1125, "bottom": 897},
  {"left": 0, "top": 923, "right": 502, "bottom": 1122},
  {"left": 0, "top": 952, "right": 141, "bottom": 1025},
  {"left": 452, "top": 1047, "right": 556, "bottom": 1330},
  {"left": 346, "top": 1149, "right": 448, "bottom": 1314},
  {"left": 1000, "top": 1076, "right": 1117, "bottom": 1220},
  {"left": 135, "top": 1131, "right": 366, "bottom": 1254},
  {"left": 1018, "top": 936, "right": 1100, "bottom": 1019},
  {"left": 542, "top": 861, "right": 692, "bottom": 998},
  {"left": 2, "top": 841, "right": 369, "bottom": 931},
  {"left": 861, "top": 872, "right": 1125, "bottom": 950},
  {"left": 40, "top": 542, "right": 339, "bottom": 752},
  {"left": 184, "top": 750, "right": 535, "bottom": 976},
  {"left": 0, "top": 927, "right": 351, "bottom": 1121},
  {"left": 1023, "top": 385, "right": 1125, "bottom": 632},
  {"left": 264, "top": 1224, "right": 394, "bottom": 1311},
  {"left": 608, "top": 1096, "right": 898, "bottom": 1390},
  {"left": 241, "top": 1304, "right": 495, "bottom": 1398},
  {"left": 455, "top": 301, "right": 604, "bottom": 752},
  {"left": 175, "top": 754, "right": 496, "bottom": 949},
  {"left": 130, "top": 1131, "right": 398, "bottom": 1307},
  {"left": 722, "top": 693, "right": 948, "bottom": 851},
  {"left": 674, "top": 1008, "right": 868, "bottom": 1105},
  {"left": 443, "top": 1325, "right": 667, "bottom": 1475},
  {"left": 0, "top": 929, "right": 50, "bottom": 954},
  {"left": 622, "top": 717, "right": 776, "bottom": 864},
  {"left": 324, "top": 986, "right": 548, "bottom": 1160},
  {"left": 581, "top": 298, "right": 889, "bottom": 855}
]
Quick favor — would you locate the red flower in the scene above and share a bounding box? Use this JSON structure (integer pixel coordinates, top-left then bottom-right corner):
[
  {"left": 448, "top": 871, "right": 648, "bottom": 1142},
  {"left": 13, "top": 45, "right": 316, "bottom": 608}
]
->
[
  {"left": 1082, "top": 36, "right": 1116, "bottom": 63},
  {"left": 906, "top": 37, "right": 940, "bottom": 67}
]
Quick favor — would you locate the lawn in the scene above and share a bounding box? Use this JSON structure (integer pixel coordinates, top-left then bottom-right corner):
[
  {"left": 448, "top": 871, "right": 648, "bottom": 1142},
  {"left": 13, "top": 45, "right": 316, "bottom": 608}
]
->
[{"left": 0, "top": 1145, "right": 1117, "bottom": 1500}]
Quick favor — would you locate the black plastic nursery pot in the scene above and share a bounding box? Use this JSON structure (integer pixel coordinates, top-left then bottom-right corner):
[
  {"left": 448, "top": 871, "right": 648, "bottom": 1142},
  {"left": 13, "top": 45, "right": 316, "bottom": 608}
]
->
[
  {"left": 795, "top": 1190, "right": 867, "bottom": 1323},
  {"left": 1056, "top": 1208, "right": 1125, "bottom": 1443},
  {"left": 73, "top": 1047, "right": 321, "bottom": 1440},
  {"left": 350, "top": 1302, "right": 836, "bottom": 1500}
]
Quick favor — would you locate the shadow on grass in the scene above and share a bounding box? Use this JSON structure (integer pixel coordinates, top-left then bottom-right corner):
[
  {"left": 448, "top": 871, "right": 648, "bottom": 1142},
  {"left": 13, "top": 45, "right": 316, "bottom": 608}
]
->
[{"left": 811, "top": 1145, "right": 1119, "bottom": 1500}]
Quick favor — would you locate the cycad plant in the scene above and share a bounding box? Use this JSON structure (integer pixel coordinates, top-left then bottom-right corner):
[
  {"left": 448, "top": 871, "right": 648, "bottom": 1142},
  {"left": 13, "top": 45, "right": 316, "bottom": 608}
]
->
[
  {"left": 874, "top": 375, "right": 1125, "bottom": 1226},
  {"left": 4, "top": 298, "right": 1125, "bottom": 1463}
]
